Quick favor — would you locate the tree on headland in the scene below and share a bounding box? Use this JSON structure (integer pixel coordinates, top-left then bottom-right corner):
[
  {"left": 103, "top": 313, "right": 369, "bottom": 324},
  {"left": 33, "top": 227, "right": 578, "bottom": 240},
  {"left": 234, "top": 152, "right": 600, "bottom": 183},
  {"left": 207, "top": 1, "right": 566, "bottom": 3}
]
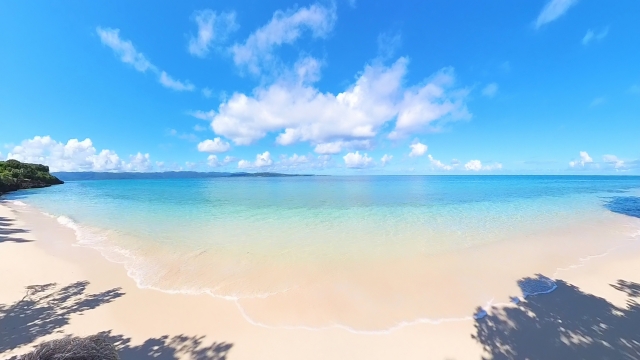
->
[{"left": 0, "top": 159, "right": 63, "bottom": 195}]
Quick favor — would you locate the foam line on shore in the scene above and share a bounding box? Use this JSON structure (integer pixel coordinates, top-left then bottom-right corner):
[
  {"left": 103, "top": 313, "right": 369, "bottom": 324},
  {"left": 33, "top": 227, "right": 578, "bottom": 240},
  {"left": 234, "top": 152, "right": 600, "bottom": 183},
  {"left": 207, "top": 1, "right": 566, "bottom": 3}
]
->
[{"left": 7, "top": 200, "right": 640, "bottom": 334}]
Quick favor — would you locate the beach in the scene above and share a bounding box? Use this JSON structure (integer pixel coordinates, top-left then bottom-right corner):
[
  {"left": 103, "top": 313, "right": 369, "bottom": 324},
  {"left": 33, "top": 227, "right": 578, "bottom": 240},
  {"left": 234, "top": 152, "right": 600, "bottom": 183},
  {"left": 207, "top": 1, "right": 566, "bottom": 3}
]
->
[{"left": 2, "top": 187, "right": 640, "bottom": 359}]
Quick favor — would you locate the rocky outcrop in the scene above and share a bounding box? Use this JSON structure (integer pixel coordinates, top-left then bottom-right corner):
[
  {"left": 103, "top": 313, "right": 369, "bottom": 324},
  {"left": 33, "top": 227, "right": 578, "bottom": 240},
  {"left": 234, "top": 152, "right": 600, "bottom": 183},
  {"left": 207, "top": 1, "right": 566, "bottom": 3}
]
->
[{"left": 0, "top": 159, "right": 63, "bottom": 195}]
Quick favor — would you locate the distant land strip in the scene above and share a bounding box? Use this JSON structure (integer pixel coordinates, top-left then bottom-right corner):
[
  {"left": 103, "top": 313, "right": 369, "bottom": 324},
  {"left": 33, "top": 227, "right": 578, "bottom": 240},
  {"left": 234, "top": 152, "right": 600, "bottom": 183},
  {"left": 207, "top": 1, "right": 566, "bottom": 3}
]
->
[{"left": 52, "top": 171, "right": 316, "bottom": 181}]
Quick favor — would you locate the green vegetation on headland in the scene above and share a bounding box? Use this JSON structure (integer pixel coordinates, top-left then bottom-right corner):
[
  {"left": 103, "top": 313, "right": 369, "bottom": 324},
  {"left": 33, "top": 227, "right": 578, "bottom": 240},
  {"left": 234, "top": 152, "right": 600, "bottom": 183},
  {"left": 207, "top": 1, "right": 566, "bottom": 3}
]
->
[{"left": 0, "top": 159, "right": 64, "bottom": 195}]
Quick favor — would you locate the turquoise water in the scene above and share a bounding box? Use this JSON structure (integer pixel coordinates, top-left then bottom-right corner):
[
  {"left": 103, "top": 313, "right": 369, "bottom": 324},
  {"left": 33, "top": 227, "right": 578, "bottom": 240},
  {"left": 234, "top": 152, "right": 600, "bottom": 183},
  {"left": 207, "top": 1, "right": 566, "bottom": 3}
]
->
[
  {"left": 8, "top": 175, "right": 640, "bottom": 265},
  {"left": 6, "top": 176, "right": 640, "bottom": 329}
]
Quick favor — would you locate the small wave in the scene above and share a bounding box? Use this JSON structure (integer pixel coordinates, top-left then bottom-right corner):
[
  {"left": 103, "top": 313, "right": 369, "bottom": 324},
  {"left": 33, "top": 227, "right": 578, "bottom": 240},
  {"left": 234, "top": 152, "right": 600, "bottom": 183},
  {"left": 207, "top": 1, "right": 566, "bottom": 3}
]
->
[{"left": 232, "top": 299, "right": 474, "bottom": 335}]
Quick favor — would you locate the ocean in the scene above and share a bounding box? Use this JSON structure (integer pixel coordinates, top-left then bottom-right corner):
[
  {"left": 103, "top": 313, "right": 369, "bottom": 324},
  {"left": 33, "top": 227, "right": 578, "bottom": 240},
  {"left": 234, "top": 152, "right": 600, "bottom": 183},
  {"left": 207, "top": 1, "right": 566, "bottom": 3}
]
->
[{"left": 6, "top": 175, "right": 640, "bottom": 331}]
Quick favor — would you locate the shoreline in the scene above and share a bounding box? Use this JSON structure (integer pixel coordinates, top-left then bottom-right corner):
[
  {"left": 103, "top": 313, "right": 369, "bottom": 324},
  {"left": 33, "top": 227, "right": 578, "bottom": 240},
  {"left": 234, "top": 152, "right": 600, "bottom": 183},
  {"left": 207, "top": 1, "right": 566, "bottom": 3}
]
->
[{"left": 2, "top": 199, "right": 640, "bottom": 358}]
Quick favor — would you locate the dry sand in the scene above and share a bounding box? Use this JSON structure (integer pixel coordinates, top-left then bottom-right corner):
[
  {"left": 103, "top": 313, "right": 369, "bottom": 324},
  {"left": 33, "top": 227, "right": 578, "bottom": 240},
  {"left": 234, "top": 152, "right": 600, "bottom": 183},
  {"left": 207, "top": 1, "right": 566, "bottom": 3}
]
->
[{"left": 2, "top": 200, "right": 640, "bottom": 359}]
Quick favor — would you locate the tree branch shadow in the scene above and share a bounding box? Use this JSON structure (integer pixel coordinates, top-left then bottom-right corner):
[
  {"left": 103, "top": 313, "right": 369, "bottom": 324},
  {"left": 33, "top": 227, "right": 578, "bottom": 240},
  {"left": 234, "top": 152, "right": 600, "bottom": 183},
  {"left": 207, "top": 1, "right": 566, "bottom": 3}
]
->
[
  {"left": 0, "top": 215, "right": 32, "bottom": 243},
  {"left": 0, "top": 281, "right": 124, "bottom": 353},
  {"left": 473, "top": 277, "right": 640, "bottom": 359},
  {"left": 1, "top": 282, "right": 233, "bottom": 359},
  {"left": 101, "top": 331, "right": 233, "bottom": 360}
]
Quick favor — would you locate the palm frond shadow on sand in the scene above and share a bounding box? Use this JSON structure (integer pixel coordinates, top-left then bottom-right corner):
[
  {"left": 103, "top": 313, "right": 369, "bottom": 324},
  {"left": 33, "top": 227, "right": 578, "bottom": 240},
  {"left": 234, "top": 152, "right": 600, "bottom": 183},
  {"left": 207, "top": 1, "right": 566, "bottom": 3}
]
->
[
  {"left": 0, "top": 281, "right": 233, "bottom": 359},
  {"left": 474, "top": 277, "right": 640, "bottom": 360},
  {"left": 0, "top": 215, "right": 33, "bottom": 243}
]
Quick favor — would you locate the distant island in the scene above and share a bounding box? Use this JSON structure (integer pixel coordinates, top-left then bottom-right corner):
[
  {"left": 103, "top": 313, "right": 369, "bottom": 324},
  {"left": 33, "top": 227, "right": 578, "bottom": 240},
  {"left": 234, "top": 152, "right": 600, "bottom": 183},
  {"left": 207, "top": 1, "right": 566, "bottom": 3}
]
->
[
  {"left": 0, "top": 160, "right": 64, "bottom": 195},
  {"left": 52, "top": 171, "right": 314, "bottom": 181}
]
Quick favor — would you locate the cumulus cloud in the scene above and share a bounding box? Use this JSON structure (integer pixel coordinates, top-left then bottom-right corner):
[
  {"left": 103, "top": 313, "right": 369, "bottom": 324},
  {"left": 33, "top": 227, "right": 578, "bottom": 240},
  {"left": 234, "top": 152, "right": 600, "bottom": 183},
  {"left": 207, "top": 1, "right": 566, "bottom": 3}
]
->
[
  {"left": 464, "top": 160, "right": 482, "bottom": 171},
  {"left": 124, "top": 152, "right": 152, "bottom": 171},
  {"left": 188, "top": 10, "right": 238, "bottom": 57},
  {"left": 6, "top": 136, "right": 152, "bottom": 172},
  {"left": 343, "top": 151, "right": 373, "bottom": 168},
  {"left": 582, "top": 27, "right": 609, "bottom": 45},
  {"left": 534, "top": 0, "right": 579, "bottom": 29},
  {"left": 603, "top": 154, "right": 625, "bottom": 169},
  {"left": 238, "top": 151, "right": 273, "bottom": 169},
  {"left": 279, "top": 154, "right": 309, "bottom": 167},
  {"left": 569, "top": 151, "right": 593, "bottom": 168},
  {"left": 409, "top": 142, "right": 428, "bottom": 157},
  {"left": 207, "top": 155, "right": 220, "bottom": 166},
  {"left": 230, "top": 3, "right": 336, "bottom": 75},
  {"left": 380, "top": 154, "right": 393, "bottom": 166},
  {"left": 197, "top": 138, "right": 231, "bottom": 153},
  {"left": 482, "top": 83, "right": 498, "bottom": 98},
  {"left": 203, "top": 57, "right": 469, "bottom": 146},
  {"left": 464, "top": 160, "right": 502, "bottom": 171},
  {"left": 97, "top": 27, "right": 194, "bottom": 91},
  {"left": 428, "top": 155, "right": 455, "bottom": 171},
  {"left": 209, "top": 155, "right": 236, "bottom": 167}
]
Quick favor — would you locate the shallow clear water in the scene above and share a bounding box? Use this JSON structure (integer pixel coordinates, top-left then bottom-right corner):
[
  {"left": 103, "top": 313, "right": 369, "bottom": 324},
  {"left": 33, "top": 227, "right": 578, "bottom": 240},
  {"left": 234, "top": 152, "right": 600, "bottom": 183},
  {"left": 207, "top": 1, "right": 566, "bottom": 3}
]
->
[{"left": 7, "top": 176, "right": 640, "bottom": 329}]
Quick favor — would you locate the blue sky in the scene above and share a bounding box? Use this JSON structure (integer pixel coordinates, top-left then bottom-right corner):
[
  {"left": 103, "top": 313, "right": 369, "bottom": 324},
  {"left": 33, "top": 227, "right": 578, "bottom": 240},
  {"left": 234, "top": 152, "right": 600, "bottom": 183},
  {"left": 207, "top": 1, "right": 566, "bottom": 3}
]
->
[{"left": 1, "top": 0, "right": 639, "bottom": 174}]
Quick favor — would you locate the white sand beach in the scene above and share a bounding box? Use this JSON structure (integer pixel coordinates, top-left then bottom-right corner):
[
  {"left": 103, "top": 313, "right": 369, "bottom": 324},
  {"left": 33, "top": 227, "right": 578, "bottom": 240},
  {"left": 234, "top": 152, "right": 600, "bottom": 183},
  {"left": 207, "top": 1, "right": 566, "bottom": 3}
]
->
[{"left": 2, "top": 200, "right": 640, "bottom": 359}]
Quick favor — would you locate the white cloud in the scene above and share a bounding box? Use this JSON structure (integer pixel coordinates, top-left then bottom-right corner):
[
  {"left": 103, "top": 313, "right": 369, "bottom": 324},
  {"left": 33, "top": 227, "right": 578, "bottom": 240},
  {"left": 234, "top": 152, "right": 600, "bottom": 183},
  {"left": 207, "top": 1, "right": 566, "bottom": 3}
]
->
[
  {"left": 312, "top": 139, "right": 371, "bottom": 154},
  {"left": 193, "top": 124, "right": 207, "bottom": 132},
  {"left": 197, "top": 138, "right": 231, "bottom": 153},
  {"left": 96, "top": 27, "right": 155, "bottom": 72},
  {"left": 205, "top": 57, "right": 469, "bottom": 146},
  {"left": 229, "top": 3, "right": 336, "bottom": 74},
  {"left": 279, "top": 153, "right": 309, "bottom": 167},
  {"left": 343, "top": 151, "right": 373, "bottom": 168},
  {"left": 483, "top": 163, "right": 503, "bottom": 171},
  {"left": 124, "top": 152, "right": 152, "bottom": 172},
  {"left": 188, "top": 10, "right": 238, "bottom": 58},
  {"left": 569, "top": 151, "right": 593, "bottom": 168},
  {"left": 603, "top": 154, "right": 625, "bottom": 169},
  {"left": 534, "top": 0, "right": 579, "bottom": 29},
  {"left": 409, "top": 142, "right": 428, "bottom": 157},
  {"left": 238, "top": 151, "right": 273, "bottom": 169},
  {"left": 202, "top": 87, "right": 213, "bottom": 98},
  {"left": 189, "top": 110, "right": 216, "bottom": 121},
  {"left": 465, "top": 160, "right": 482, "bottom": 171},
  {"left": 207, "top": 155, "right": 220, "bottom": 167},
  {"left": 159, "top": 71, "right": 195, "bottom": 92},
  {"left": 428, "top": 155, "right": 454, "bottom": 171},
  {"left": 313, "top": 142, "right": 343, "bottom": 155},
  {"left": 167, "top": 129, "right": 198, "bottom": 142},
  {"left": 6, "top": 136, "right": 153, "bottom": 172},
  {"left": 377, "top": 31, "right": 401, "bottom": 60},
  {"left": 482, "top": 83, "right": 498, "bottom": 98},
  {"left": 380, "top": 154, "right": 392, "bottom": 166},
  {"left": 97, "top": 27, "right": 195, "bottom": 91},
  {"left": 464, "top": 160, "right": 502, "bottom": 171},
  {"left": 582, "top": 27, "right": 609, "bottom": 45}
]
